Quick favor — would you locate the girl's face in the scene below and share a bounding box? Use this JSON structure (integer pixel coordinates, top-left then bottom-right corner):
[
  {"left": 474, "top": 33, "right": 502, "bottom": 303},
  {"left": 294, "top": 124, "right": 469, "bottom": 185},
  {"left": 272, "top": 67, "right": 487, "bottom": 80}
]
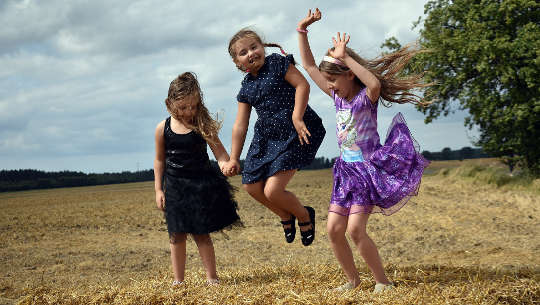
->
[
  {"left": 171, "top": 94, "right": 199, "bottom": 122},
  {"left": 321, "top": 71, "right": 356, "bottom": 100},
  {"left": 233, "top": 37, "right": 265, "bottom": 74}
]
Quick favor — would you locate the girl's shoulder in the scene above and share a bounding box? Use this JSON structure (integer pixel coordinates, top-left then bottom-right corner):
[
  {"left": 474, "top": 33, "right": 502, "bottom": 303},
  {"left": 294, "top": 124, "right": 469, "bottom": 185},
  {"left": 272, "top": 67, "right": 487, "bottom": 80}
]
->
[
  {"left": 239, "top": 53, "right": 295, "bottom": 88},
  {"left": 266, "top": 53, "right": 294, "bottom": 65},
  {"left": 154, "top": 118, "right": 168, "bottom": 140},
  {"left": 266, "top": 53, "right": 295, "bottom": 78},
  {"left": 333, "top": 88, "right": 376, "bottom": 110},
  {"left": 354, "top": 87, "right": 376, "bottom": 108},
  {"left": 155, "top": 118, "right": 167, "bottom": 132},
  {"left": 266, "top": 52, "right": 284, "bottom": 61}
]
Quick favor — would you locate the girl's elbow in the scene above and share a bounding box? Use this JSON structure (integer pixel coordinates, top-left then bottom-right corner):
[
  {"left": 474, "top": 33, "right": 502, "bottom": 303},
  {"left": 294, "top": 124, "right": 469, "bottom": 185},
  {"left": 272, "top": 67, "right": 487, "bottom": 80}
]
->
[
  {"left": 302, "top": 64, "right": 315, "bottom": 73},
  {"left": 299, "top": 80, "right": 310, "bottom": 93},
  {"left": 233, "top": 122, "right": 248, "bottom": 134},
  {"left": 370, "top": 80, "right": 381, "bottom": 94},
  {"left": 372, "top": 79, "right": 381, "bottom": 90}
]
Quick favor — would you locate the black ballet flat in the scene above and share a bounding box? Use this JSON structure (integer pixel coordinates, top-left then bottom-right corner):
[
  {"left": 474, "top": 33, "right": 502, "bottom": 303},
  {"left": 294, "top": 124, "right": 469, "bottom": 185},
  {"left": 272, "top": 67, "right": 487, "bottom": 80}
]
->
[
  {"left": 299, "top": 206, "right": 315, "bottom": 246},
  {"left": 280, "top": 215, "right": 296, "bottom": 243}
]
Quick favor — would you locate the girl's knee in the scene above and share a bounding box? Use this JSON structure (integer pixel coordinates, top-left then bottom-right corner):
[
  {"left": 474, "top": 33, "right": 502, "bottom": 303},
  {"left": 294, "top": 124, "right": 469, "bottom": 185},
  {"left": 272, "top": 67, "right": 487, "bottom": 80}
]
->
[
  {"left": 243, "top": 183, "right": 260, "bottom": 196},
  {"left": 242, "top": 183, "right": 252, "bottom": 192},
  {"left": 169, "top": 232, "right": 187, "bottom": 244},
  {"left": 263, "top": 185, "right": 282, "bottom": 202},
  {"left": 327, "top": 222, "right": 346, "bottom": 241},
  {"left": 263, "top": 188, "right": 275, "bottom": 201},
  {"left": 192, "top": 233, "right": 212, "bottom": 245},
  {"left": 348, "top": 227, "right": 368, "bottom": 243}
]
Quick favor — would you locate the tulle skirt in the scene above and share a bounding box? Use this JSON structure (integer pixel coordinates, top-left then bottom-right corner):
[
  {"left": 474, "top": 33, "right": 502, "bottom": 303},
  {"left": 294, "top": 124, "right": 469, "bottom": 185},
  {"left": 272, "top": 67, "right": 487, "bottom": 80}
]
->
[
  {"left": 329, "top": 113, "right": 430, "bottom": 216},
  {"left": 164, "top": 167, "right": 242, "bottom": 236}
]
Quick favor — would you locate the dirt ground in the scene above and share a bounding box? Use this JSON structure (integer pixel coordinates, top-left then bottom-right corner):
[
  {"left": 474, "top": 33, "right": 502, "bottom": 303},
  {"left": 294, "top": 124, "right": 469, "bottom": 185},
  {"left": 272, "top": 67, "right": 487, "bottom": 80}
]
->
[{"left": 0, "top": 159, "right": 538, "bottom": 304}]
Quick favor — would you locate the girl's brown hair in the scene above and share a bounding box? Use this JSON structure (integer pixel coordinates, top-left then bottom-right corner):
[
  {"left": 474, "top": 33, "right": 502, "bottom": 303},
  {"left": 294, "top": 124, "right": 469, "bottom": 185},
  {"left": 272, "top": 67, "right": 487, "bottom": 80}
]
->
[
  {"left": 228, "top": 29, "right": 293, "bottom": 72},
  {"left": 319, "top": 44, "right": 430, "bottom": 107},
  {"left": 165, "top": 72, "right": 221, "bottom": 145}
]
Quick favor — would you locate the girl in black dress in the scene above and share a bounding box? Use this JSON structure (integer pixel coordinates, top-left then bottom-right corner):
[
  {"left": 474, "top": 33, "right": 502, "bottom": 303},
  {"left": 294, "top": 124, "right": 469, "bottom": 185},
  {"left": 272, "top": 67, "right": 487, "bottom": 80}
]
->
[
  {"left": 154, "top": 72, "right": 241, "bottom": 286},
  {"left": 223, "top": 29, "right": 326, "bottom": 246}
]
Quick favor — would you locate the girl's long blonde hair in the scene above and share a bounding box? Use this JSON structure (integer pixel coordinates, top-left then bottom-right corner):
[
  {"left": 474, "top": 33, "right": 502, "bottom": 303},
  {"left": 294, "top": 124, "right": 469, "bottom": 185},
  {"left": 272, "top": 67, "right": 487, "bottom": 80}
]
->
[
  {"left": 165, "top": 72, "right": 221, "bottom": 145},
  {"left": 319, "top": 44, "right": 430, "bottom": 107}
]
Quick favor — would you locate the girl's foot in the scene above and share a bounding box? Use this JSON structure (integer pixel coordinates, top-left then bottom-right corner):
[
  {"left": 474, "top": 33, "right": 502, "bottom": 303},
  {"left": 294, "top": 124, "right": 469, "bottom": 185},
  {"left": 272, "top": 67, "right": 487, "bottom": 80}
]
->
[
  {"left": 280, "top": 215, "right": 296, "bottom": 243},
  {"left": 207, "top": 278, "right": 219, "bottom": 285},
  {"left": 299, "top": 206, "right": 315, "bottom": 246},
  {"left": 172, "top": 280, "right": 183, "bottom": 287},
  {"left": 373, "top": 283, "right": 394, "bottom": 293},
  {"left": 332, "top": 281, "right": 357, "bottom": 292}
]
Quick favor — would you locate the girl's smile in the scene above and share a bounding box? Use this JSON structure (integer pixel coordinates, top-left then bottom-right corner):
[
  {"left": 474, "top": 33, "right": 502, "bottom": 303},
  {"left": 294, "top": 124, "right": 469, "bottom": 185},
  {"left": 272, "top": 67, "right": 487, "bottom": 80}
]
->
[{"left": 233, "top": 37, "right": 265, "bottom": 75}]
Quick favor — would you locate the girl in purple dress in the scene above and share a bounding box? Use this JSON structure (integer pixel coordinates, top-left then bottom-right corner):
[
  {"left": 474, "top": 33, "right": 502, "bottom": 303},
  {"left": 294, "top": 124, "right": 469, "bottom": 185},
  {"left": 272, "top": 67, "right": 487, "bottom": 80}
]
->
[{"left": 298, "top": 9, "right": 430, "bottom": 292}]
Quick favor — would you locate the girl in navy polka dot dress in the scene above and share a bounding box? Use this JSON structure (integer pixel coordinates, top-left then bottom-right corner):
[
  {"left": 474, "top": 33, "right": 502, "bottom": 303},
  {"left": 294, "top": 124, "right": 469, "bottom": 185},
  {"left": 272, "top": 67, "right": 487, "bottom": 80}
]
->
[{"left": 223, "top": 29, "right": 326, "bottom": 246}]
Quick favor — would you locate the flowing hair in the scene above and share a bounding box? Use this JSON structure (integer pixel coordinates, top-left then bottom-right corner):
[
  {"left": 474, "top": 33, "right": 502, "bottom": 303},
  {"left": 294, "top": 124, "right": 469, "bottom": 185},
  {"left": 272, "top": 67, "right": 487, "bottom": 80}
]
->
[
  {"left": 165, "top": 72, "right": 221, "bottom": 145},
  {"left": 319, "top": 44, "right": 431, "bottom": 107},
  {"left": 228, "top": 28, "right": 294, "bottom": 72}
]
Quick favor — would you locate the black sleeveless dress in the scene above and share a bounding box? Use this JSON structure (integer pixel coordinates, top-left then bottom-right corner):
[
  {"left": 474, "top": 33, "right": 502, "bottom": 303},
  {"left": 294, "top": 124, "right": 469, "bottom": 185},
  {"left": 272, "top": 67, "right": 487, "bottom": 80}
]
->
[{"left": 163, "top": 117, "right": 241, "bottom": 235}]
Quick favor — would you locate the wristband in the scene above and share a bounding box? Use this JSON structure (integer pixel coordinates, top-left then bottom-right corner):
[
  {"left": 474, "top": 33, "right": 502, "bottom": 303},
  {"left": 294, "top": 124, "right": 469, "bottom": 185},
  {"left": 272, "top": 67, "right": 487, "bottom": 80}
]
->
[{"left": 296, "top": 28, "right": 308, "bottom": 33}]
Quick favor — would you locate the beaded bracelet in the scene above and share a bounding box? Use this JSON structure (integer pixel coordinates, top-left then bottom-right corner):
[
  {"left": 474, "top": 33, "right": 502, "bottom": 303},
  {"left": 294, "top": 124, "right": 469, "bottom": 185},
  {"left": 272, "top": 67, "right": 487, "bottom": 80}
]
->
[{"left": 296, "top": 28, "right": 308, "bottom": 33}]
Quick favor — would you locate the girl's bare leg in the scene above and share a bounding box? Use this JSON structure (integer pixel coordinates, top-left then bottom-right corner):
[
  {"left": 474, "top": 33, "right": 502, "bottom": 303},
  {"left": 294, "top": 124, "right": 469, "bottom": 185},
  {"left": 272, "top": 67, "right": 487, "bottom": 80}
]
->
[
  {"left": 243, "top": 181, "right": 290, "bottom": 221},
  {"left": 327, "top": 212, "right": 361, "bottom": 286},
  {"left": 347, "top": 213, "right": 390, "bottom": 284},
  {"left": 170, "top": 233, "right": 187, "bottom": 282},
  {"left": 263, "top": 170, "right": 310, "bottom": 225},
  {"left": 192, "top": 234, "right": 218, "bottom": 281}
]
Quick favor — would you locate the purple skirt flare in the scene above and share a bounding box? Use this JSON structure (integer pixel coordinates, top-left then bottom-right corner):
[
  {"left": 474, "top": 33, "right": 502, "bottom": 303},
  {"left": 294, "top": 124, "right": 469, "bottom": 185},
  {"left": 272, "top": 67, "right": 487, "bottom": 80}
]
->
[{"left": 329, "top": 113, "right": 430, "bottom": 216}]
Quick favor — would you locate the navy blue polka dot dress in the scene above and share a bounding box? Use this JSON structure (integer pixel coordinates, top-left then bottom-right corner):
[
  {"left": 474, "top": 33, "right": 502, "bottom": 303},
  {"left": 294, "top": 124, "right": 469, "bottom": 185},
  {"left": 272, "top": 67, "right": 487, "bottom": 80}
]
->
[{"left": 237, "top": 53, "right": 326, "bottom": 184}]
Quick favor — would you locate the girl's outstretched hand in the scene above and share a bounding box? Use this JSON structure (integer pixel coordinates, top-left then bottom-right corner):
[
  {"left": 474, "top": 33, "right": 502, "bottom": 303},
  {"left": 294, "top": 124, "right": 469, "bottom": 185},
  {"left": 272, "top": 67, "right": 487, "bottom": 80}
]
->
[
  {"left": 329, "top": 32, "right": 351, "bottom": 60},
  {"left": 293, "top": 118, "right": 311, "bottom": 145},
  {"left": 298, "top": 8, "right": 321, "bottom": 30}
]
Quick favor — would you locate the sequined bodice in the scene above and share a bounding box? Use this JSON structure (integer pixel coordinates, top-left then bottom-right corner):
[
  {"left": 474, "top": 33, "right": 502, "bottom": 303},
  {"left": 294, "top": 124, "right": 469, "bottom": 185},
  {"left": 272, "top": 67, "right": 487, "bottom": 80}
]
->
[{"left": 164, "top": 117, "right": 211, "bottom": 176}]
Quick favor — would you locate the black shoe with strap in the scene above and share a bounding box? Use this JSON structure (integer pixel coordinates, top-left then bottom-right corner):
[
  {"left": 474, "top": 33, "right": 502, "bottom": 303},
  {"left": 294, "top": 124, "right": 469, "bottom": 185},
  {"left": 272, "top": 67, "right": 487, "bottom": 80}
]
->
[
  {"left": 299, "top": 206, "right": 315, "bottom": 246},
  {"left": 280, "top": 215, "right": 296, "bottom": 243}
]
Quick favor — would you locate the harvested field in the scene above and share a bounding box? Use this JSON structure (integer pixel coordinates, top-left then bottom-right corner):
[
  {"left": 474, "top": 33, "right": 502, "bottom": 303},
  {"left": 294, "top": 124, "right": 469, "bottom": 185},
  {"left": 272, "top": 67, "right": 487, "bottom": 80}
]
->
[{"left": 0, "top": 159, "right": 538, "bottom": 304}]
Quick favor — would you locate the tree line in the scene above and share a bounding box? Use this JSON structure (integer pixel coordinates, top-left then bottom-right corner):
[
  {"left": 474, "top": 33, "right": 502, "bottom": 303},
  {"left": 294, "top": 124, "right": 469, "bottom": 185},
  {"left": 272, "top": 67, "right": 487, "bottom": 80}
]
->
[
  {"left": 0, "top": 169, "right": 155, "bottom": 193},
  {"left": 421, "top": 147, "right": 489, "bottom": 161},
  {"left": 0, "top": 157, "right": 333, "bottom": 193},
  {"left": 1, "top": 149, "right": 488, "bottom": 192}
]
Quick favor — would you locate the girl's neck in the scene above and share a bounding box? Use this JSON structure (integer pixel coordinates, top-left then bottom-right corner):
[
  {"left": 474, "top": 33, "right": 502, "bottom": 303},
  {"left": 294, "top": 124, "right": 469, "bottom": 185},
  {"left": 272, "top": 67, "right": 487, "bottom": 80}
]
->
[
  {"left": 344, "top": 82, "right": 363, "bottom": 102},
  {"left": 170, "top": 117, "right": 194, "bottom": 134},
  {"left": 249, "top": 67, "right": 260, "bottom": 77}
]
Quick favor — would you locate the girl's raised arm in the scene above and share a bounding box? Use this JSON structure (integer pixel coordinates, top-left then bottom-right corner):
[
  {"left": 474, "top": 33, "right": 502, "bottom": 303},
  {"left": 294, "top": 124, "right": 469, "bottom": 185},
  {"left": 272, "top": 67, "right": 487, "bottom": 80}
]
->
[
  {"left": 298, "top": 8, "right": 331, "bottom": 97},
  {"left": 330, "top": 33, "right": 381, "bottom": 103}
]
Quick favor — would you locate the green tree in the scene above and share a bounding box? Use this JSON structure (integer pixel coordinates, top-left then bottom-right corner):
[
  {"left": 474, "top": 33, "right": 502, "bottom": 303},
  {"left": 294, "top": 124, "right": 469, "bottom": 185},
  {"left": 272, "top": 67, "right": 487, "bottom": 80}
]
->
[{"left": 382, "top": 0, "right": 540, "bottom": 175}]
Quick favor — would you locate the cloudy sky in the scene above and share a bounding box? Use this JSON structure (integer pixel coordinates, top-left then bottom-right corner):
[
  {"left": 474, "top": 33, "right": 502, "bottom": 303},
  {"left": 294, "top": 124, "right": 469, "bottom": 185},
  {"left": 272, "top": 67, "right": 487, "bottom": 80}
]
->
[{"left": 1, "top": 0, "right": 478, "bottom": 173}]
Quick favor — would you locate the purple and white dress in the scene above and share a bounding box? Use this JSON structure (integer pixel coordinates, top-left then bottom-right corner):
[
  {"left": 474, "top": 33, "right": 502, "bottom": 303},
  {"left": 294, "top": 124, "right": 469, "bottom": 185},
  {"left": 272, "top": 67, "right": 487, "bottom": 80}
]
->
[{"left": 329, "top": 88, "right": 430, "bottom": 216}]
